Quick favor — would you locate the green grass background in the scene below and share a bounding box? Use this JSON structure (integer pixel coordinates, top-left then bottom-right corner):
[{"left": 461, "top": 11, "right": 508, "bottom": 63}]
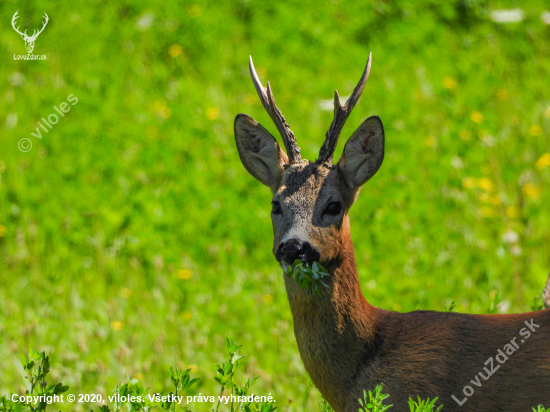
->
[{"left": 1, "top": 0, "right": 550, "bottom": 410}]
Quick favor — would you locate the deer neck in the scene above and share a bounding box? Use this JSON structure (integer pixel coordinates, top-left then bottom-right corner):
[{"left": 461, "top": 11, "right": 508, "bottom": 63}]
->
[{"left": 282, "top": 216, "right": 379, "bottom": 406}]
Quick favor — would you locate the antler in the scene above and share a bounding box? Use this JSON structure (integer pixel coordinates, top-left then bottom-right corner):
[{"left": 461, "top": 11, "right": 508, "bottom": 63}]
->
[
  {"left": 249, "top": 56, "right": 302, "bottom": 164},
  {"left": 28, "top": 13, "right": 49, "bottom": 40},
  {"left": 317, "top": 52, "right": 372, "bottom": 165},
  {"left": 11, "top": 11, "right": 27, "bottom": 37}
]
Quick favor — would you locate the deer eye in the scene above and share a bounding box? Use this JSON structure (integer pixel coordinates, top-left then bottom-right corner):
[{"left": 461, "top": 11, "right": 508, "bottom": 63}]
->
[
  {"left": 271, "top": 201, "right": 282, "bottom": 215},
  {"left": 324, "top": 201, "right": 342, "bottom": 216}
]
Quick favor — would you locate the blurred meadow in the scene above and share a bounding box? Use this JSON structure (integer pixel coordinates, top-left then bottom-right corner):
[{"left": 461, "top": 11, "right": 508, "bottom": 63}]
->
[{"left": 1, "top": 0, "right": 550, "bottom": 410}]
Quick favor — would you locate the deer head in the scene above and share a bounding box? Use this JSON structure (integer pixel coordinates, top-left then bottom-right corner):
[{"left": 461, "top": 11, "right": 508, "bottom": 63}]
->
[
  {"left": 235, "top": 54, "right": 384, "bottom": 278},
  {"left": 12, "top": 11, "right": 49, "bottom": 54}
]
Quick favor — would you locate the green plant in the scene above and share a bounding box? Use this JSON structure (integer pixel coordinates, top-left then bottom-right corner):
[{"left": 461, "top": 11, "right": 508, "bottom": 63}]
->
[
  {"left": 530, "top": 296, "right": 546, "bottom": 311},
  {"left": 3, "top": 343, "right": 279, "bottom": 412},
  {"left": 358, "top": 384, "right": 392, "bottom": 412},
  {"left": 285, "top": 260, "right": 330, "bottom": 296},
  {"left": 444, "top": 301, "right": 456, "bottom": 312},
  {"left": 0, "top": 396, "right": 15, "bottom": 412},
  {"left": 487, "top": 290, "right": 502, "bottom": 314},
  {"left": 408, "top": 396, "right": 443, "bottom": 412},
  {"left": 214, "top": 339, "right": 247, "bottom": 411},
  {"left": 2, "top": 350, "right": 69, "bottom": 412},
  {"left": 213, "top": 338, "right": 276, "bottom": 412},
  {"left": 110, "top": 379, "right": 149, "bottom": 412},
  {"left": 95, "top": 368, "right": 200, "bottom": 412},
  {"left": 11, "top": 347, "right": 550, "bottom": 412},
  {"left": 162, "top": 367, "right": 200, "bottom": 412},
  {"left": 318, "top": 398, "right": 334, "bottom": 412}
]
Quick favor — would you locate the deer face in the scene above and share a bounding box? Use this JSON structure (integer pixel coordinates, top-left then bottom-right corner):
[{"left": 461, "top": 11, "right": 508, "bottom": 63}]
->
[
  {"left": 271, "top": 162, "right": 346, "bottom": 268},
  {"left": 235, "top": 114, "right": 384, "bottom": 269}
]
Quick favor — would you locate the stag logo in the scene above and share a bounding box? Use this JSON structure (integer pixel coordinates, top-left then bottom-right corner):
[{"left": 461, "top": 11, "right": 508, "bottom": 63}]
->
[{"left": 11, "top": 11, "right": 49, "bottom": 54}]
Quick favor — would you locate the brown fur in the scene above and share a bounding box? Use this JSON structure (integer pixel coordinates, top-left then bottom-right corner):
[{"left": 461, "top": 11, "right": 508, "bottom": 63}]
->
[{"left": 276, "top": 164, "right": 550, "bottom": 412}]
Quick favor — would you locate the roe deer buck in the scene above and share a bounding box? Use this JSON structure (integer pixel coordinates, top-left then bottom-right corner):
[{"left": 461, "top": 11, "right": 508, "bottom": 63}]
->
[{"left": 234, "top": 53, "right": 550, "bottom": 412}]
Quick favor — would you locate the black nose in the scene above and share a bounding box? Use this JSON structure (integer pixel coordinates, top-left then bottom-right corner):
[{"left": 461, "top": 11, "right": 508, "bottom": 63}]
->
[
  {"left": 281, "top": 239, "right": 303, "bottom": 258},
  {"left": 277, "top": 239, "right": 320, "bottom": 264}
]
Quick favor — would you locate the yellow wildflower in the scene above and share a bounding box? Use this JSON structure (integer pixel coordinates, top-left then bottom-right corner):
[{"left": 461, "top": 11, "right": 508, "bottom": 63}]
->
[
  {"left": 478, "top": 193, "right": 501, "bottom": 206},
  {"left": 177, "top": 269, "right": 193, "bottom": 280},
  {"left": 462, "top": 177, "right": 476, "bottom": 189},
  {"left": 0, "top": 225, "right": 6, "bottom": 237},
  {"left": 182, "top": 311, "right": 192, "bottom": 321},
  {"left": 529, "top": 125, "right": 542, "bottom": 136},
  {"left": 478, "top": 177, "right": 495, "bottom": 192},
  {"left": 206, "top": 107, "right": 219, "bottom": 120},
  {"left": 470, "top": 111, "right": 484, "bottom": 124},
  {"left": 168, "top": 44, "right": 182, "bottom": 57},
  {"left": 506, "top": 206, "right": 518, "bottom": 218},
  {"left": 152, "top": 101, "right": 171, "bottom": 120},
  {"left": 135, "top": 373, "right": 144, "bottom": 381},
  {"left": 188, "top": 5, "right": 202, "bottom": 17},
  {"left": 522, "top": 183, "right": 541, "bottom": 200},
  {"left": 536, "top": 153, "right": 550, "bottom": 170},
  {"left": 442, "top": 77, "right": 457, "bottom": 89},
  {"left": 262, "top": 294, "right": 273, "bottom": 304},
  {"left": 111, "top": 321, "right": 123, "bottom": 331}
]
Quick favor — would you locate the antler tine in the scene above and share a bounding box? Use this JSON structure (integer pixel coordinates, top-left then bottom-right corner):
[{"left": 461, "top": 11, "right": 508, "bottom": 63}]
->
[
  {"left": 11, "top": 11, "right": 25, "bottom": 36},
  {"left": 317, "top": 52, "right": 372, "bottom": 165},
  {"left": 249, "top": 56, "right": 301, "bottom": 164},
  {"left": 38, "top": 14, "right": 49, "bottom": 34},
  {"left": 29, "top": 13, "right": 49, "bottom": 40}
]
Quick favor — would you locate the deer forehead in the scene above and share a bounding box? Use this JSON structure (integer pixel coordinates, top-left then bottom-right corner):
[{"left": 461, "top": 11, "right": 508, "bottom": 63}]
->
[{"left": 276, "top": 163, "right": 341, "bottom": 211}]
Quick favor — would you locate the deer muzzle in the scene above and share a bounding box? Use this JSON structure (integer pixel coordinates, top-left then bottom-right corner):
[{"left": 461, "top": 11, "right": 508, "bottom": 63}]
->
[{"left": 276, "top": 238, "right": 320, "bottom": 266}]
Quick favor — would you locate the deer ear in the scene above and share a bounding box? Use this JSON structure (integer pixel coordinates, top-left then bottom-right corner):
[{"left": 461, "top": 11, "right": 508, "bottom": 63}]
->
[
  {"left": 235, "top": 114, "right": 288, "bottom": 192},
  {"left": 337, "top": 116, "right": 384, "bottom": 190}
]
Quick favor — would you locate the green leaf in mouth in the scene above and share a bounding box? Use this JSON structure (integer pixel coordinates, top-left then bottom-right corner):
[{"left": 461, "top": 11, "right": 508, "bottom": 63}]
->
[{"left": 285, "top": 260, "right": 330, "bottom": 296}]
